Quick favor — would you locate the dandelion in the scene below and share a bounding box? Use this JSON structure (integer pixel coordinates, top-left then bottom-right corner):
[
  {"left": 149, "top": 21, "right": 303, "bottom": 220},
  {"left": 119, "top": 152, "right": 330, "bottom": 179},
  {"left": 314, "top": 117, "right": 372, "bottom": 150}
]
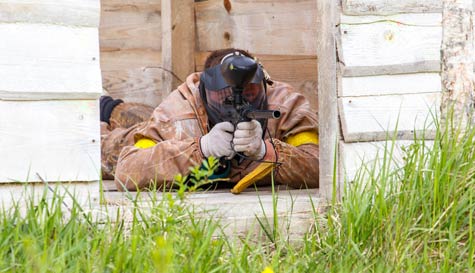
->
[{"left": 261, "top": 266, "right": 274, "bottom": 273}]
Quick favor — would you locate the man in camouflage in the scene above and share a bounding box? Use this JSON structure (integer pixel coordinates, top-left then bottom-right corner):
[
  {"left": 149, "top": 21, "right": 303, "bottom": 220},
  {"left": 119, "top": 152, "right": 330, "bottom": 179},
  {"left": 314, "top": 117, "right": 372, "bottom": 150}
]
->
[{"left": 100, "top": 48, "right": 319, "bottom": 192}]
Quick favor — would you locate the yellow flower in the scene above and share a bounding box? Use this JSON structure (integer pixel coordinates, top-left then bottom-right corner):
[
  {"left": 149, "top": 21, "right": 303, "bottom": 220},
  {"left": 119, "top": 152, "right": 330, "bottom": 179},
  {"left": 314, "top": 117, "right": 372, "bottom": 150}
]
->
[{"left": 261, "top": 266, "right": 274, "bottom": 273}]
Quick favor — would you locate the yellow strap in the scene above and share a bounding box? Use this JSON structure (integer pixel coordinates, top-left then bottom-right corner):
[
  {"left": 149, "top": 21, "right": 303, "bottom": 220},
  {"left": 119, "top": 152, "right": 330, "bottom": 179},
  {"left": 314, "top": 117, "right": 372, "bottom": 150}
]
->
[
  {"left": 134, "top": 138, "right": 157, "bottom": 149},
  {"left": 285, "top": 131, "right": 319, "bottom": 146},
  {"left": 231, "top": 162, "right": 274, "bottom": 194}
]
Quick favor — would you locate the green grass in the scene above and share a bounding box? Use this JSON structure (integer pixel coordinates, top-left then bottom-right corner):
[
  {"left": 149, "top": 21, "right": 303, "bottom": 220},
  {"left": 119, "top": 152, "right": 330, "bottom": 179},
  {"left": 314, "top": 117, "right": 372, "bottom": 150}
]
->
[{"left": 1, "top": 125, "right": 475, "bottom": 272}]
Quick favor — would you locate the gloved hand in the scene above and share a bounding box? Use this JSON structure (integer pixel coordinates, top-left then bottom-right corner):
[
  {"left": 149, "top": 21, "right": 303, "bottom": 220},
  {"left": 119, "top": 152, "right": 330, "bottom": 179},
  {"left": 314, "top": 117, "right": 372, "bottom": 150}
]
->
[
  {"left": 200, "top": 122, "right": 235, "bottom": 159},
  {"left": 233, "top": 120, "right": 266, "bottom": 160}
]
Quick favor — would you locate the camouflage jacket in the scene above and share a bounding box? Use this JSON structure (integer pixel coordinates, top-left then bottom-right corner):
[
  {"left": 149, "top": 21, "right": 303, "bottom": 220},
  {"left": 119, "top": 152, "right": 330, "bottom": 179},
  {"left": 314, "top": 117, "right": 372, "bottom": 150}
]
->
[{"left": 101, "top": 73, "right": 319, "bottom": 191}]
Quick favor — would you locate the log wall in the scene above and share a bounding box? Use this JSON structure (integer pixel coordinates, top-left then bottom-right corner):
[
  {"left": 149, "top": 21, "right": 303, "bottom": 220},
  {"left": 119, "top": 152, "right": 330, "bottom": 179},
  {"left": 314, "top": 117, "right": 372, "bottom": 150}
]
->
[{"left": 99, "top": 0, "right": 318, "bottom": 112}]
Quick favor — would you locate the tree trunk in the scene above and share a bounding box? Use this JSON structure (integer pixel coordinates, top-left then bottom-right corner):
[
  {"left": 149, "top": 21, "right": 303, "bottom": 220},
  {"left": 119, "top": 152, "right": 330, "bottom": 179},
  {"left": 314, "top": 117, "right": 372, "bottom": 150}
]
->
[{"left": 441, "top": 0, "right": 475, "bottom": 133}]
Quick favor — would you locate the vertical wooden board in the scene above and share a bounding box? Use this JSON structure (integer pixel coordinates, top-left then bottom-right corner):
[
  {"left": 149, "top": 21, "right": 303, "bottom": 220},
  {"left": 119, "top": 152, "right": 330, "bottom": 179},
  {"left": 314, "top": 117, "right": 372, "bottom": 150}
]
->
[
  {"left": 99, "top": 0, "right": 161, "bottom": 51},
  {"left": 0, "top": 100, "right": 100, "bottom": 183},
  {"left": 317, "top": 0, "right": 339, "bottom": 200},
  {"left": 341, "top": 73, "right": 441, "bottom": 97},
  {"left": 0, "top": 0, "right": 100, "bottom": 27},
  {"left": 161, "top": 0, "right": 195, "bottom": 94},
  {"left": 342, "top": 0, "right": 442, "bottom": 15},
  {"left": 341, "top": 15, "right": 441, "bottom": 76},
  {"left": 339, "top": 93, "right": 440, "bottom": 142},
  {"left": 195, "top": 0, "right": 317, "bottom": 55},
  {"left": 0, "top": 24, "right": 101, "bottom": 99},
  {"left": 101, "top": 50, "right": 162, "bottom": 107}
]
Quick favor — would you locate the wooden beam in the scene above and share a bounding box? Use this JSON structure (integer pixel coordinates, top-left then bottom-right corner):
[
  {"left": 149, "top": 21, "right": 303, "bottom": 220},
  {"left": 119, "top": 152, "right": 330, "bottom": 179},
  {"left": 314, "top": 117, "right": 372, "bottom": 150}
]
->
[
  {"left": 100, "top": 0, "right": 161, "bottom": 52},
  {"left": 101, "top": 50, "right": 163, "bottom": 107},
  {"left": 0, "top": 100, "right": 100, "bottom": 183},
  {"left": 195, "top": 0, "right": 317, "bottom": 55},
  {"left": 317, "top": 1, "right": 339, "bottom": 200},
  {"left": 161, "top": 0, "right": 195, "bottom": 95},
  {"left": 338, "top": 93, "right": 440, "bottom": 142},
  {"left": 440, "top": 0, "right": 475, "bottom": 132},
  {"left": 341, "top": 73, "right": 441, "bottom": 97},
  {"left": 339, "top": 140, "right": 434, "bottom": 185},
  {"left": 342, "top": 0, "right": 442, "bottom": 15},
  {"left": 0, "top": 0, "right": 100, "bottom": 27},
  {"left": 341, "top": 14, "right": 441, "bottom": 76},
  {"left": 0, "top": 24, "right": 102, "bottom": 100}
]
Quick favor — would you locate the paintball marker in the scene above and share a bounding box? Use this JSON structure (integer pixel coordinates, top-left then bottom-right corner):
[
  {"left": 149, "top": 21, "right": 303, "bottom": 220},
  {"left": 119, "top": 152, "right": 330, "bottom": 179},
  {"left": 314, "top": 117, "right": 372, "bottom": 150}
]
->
[{"left": 220, "top": 54, "right": 281, "bottom": 125}]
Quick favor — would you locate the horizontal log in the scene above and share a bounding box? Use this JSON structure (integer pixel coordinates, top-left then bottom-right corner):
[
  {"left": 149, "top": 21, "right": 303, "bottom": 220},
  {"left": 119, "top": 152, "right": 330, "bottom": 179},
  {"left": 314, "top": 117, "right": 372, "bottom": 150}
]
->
[
  {"left": 0, "top": 0, "right": 100, "bottom": 27},
  {"left": 101, "top": 0, "right": 161, "bottom": 11},
  {"left": 100, "top": 1, "right": 161, "bottom": 51},
  {"left": 341, "top": 73, "right": 441, "bottom": 97},
  {"left": 0, "top": 24, "right": 101, "bottom": 99},
  {"left": 101, "top": 50, "right": 163, "bottom": 107},
  {"left": 0, "top": 100, "right": 100, "bottom": 183},
  {"left": 338, "top": 92, "right": 440, "bottom": 142},
  {"left": 340, "top": 140, "right": 434, "bottom": 185},
  {"left": 342, "top": 0, "right": 442, "bottom": 15},
  {"left": 195, "top": 0, "right": 317, "bottom": 55},
  {"left": 341, "top": 14, "right": 441, "bottom": 76}
]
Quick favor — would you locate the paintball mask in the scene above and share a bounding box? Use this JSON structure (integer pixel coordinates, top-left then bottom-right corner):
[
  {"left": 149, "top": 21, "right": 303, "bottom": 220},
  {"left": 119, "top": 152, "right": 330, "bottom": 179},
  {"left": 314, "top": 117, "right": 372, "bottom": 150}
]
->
[{"left": 199, "top": 52, "right": 268, "bottom": 128}]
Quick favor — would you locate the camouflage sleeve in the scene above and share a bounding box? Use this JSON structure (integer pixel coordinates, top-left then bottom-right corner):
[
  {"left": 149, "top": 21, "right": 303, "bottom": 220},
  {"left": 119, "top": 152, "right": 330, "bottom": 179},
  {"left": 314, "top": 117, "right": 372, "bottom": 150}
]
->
[
  {"left": 113, "top": 137, "right": 205, "bottom": 191},
  {"left": 272, "top": 140, "right": 319, "bottom": 188}
]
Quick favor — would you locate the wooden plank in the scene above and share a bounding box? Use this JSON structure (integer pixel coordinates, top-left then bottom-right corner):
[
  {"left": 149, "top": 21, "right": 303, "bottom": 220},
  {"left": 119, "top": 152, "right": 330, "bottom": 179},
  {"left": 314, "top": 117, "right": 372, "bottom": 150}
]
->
[
  {"left": 101, "top": 50, "right": 162, "bottom": 107},
  {"left": 339, "top": 140, "right": 434, "bottom": 185},
  {"left": 99, "top": 0, "right": 161, "bottom": 52},
  {"left": 196, "top": 52, "right": 318, "bottom": 112},
  {"left": 342, "top": 0, "right": 442, "bottom": 15},
  {"left": 0, "top": 24, "right": 101, "bottom": 100},
  {"left": 103, "top": 187, "right": 324, "bottom": 238},
  {"left": 317, "top": 1, "right": 339, "bottom": 200},
  {"left": 101, "top": 0, "right": 161, "bottom": 11},
  {"left": 341, "top": 73, "right": 441, "bottom": 97},
  {"left": 341, "top": 13, "right": 442, "bottom": 25},
  {"left": 339, "top": 93, "right": 440, "bottom": 143},
  {"left": 195, "top": 0, "right": 317, "bottom": 55},
  {"left": 0, "top": 0, "right": 100, "bottom": 27},
  {"left": 341, "top": 14, "right": 441, "bottom": 76},
  {"left": 0, "top": 182, "right": 99, "bottom": 210},
  {"left": 161, "top": 0, "right": 195, "bottom": 94},
  {"left": 0, "top": 100, "right": 100, "bottom": 183}
]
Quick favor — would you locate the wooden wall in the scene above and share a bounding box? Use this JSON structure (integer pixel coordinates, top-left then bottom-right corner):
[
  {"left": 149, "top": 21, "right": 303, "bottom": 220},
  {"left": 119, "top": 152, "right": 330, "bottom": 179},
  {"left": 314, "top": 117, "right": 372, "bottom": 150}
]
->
[
  {"left": 338, "top": 1, "right": 445, "bottom": 185},
  {"left": 99, "top": 0, "right": 318, "bottom": 112},
  {"left": 0, "top": 0, "right": 102, "bottom": 183}
]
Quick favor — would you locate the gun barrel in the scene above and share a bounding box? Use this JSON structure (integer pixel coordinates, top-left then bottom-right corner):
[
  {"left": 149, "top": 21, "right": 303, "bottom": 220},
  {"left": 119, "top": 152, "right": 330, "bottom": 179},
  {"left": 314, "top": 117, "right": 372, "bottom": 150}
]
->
[{"left": 245, "top": 110, "right": 281, "bottom": 120}]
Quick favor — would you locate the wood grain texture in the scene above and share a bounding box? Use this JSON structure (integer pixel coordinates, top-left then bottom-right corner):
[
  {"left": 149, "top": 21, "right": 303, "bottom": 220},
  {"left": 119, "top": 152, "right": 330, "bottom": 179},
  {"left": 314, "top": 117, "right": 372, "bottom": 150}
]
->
[
  {"left": 100, "top": 0, "right": 161, "bottom": 51},
  {"left": 0, "top": 23, "right": 102, "bottom": 100},
  {"left": 339, "top": 93, "right": 440, "bottom": 142},
  {"left": 0, "top": 182, "right": 99, "bottom": 210},
  {"left": 195, "top": 0, "right": 317, "bottom": 55},
  {"left": 101, "top": 50, "right": 162, "bottom": 107},
  {"left": 0, "top": 100, "right": 101, "bottom": 183},
  {"left": 317, "top": 0, "right": 339, "bottom": 200},
  {"left": 342, "top": 0, "right": 442, "bottom": 15},
  {"left": 0, "top": 0, "right": 100, "bottom": 27},
  {"left": 339, "top": 140, "right": 434, "bottom": 185},
  {"left": 341, "top": 14, "right": 441, "bottom": 76},
  {"left": 161, "top": 0, "right": 195, "bottom": 95},
  {"left": 103, "top": 186, "right": 324, "bottom": 238},
  {"left": 341, "top": 73, "right": 441, "bottom": 97}
]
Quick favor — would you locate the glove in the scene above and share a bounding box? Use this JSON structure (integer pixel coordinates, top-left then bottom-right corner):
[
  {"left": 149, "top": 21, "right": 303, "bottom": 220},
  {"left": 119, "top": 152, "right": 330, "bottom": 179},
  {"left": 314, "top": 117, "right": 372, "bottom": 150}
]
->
[
  {"left": 233, "top": 120, "right": 266, "bottom": 160},
  {"left": 200, "top": 122, "right": 235, "bottom": 159}
]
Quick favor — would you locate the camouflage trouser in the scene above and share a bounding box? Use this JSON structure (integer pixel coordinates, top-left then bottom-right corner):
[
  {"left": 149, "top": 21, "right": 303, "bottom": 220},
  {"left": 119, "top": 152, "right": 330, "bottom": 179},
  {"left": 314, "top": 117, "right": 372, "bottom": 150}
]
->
[{"left": 101, "top": 102, "right": 154, "bottom": 179}]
